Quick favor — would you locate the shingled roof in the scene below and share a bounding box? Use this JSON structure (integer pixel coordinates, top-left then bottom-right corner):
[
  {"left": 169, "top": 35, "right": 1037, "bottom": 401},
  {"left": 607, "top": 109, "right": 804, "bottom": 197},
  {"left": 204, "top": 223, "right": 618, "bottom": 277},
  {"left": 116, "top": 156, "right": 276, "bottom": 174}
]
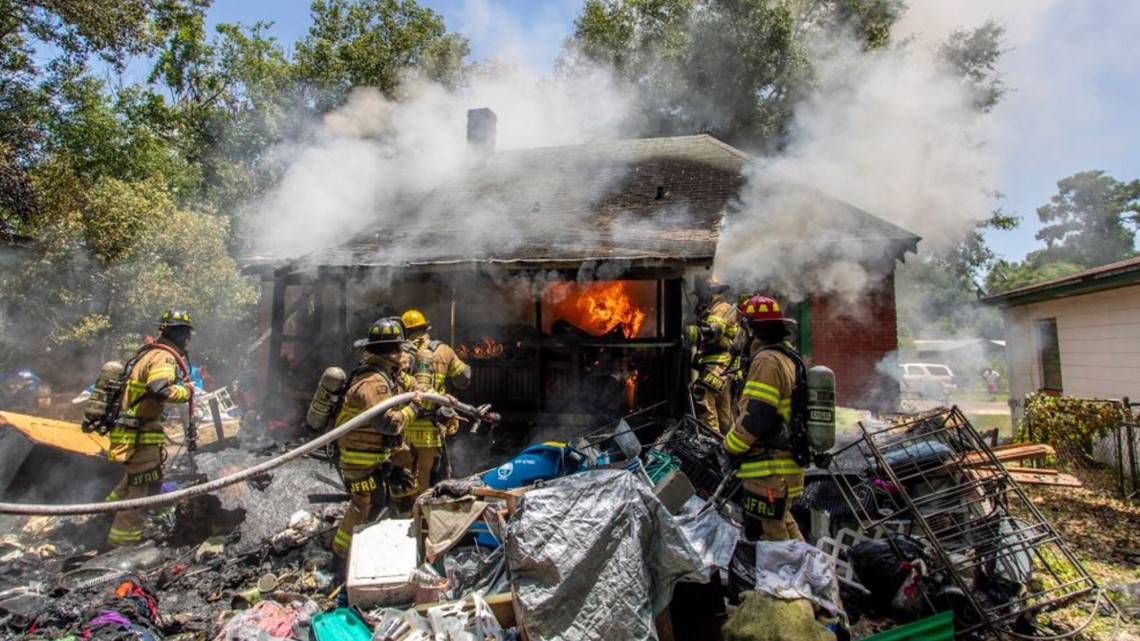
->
[{"left": 290, "top": 134, "right": 918, "bottom": 271}]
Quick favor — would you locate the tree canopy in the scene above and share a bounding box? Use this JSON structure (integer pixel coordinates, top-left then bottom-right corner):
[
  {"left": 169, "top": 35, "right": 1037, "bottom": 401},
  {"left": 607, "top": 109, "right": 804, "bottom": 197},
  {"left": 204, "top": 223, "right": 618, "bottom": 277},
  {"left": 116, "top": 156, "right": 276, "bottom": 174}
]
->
[
  {"left": 566, "top": 0, "right": 903, "bottom": 151},
  {"left": 0, "top": 0, "right": 470, "bottom": 382},
  {"left": 984, "top": 170, "right": 1140, "bottom": 294}
]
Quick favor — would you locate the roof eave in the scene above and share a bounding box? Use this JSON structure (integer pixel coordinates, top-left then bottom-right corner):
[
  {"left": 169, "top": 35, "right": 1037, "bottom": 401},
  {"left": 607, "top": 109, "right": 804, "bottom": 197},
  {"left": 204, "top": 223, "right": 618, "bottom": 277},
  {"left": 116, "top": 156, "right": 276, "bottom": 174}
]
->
[{"left": 983, "top": 269, "right": 1140, "bottom": 307}]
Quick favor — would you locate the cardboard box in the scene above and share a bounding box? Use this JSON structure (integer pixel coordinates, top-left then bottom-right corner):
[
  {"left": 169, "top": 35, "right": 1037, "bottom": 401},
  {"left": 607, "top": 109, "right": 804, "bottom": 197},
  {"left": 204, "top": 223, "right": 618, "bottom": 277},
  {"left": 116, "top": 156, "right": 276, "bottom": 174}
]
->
[
  {"left": 653, "top": 470, "right": 695, "bottom": 514},
  {"left": 346, "top": 519, "right": 418, "bottom": 608}
]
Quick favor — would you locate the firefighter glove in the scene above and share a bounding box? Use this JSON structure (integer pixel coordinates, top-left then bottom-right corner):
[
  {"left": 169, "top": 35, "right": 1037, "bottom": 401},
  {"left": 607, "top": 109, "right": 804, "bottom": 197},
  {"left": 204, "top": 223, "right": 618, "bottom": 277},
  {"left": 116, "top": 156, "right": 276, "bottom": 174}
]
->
[{"left": 387, "top": 465, "right": 417, "bottom": 494}]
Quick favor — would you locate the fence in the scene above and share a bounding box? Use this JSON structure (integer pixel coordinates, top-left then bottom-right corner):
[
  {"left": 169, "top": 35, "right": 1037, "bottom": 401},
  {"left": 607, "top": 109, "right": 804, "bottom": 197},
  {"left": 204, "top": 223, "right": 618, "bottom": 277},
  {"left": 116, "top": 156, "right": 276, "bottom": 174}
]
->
[
  {"left": 1021, "top": 393, "right": 1139, "bottom": 500},
  {"left": 1096, "top": 397, "right": 1139, "bottom": 500}
]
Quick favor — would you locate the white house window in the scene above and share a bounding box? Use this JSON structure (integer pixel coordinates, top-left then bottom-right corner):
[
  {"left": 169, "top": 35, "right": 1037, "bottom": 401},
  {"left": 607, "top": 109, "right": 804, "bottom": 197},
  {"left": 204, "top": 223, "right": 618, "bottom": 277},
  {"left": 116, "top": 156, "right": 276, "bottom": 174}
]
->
[{"left": 1036, "top": 319, "right": 1062, "bottom": 393}]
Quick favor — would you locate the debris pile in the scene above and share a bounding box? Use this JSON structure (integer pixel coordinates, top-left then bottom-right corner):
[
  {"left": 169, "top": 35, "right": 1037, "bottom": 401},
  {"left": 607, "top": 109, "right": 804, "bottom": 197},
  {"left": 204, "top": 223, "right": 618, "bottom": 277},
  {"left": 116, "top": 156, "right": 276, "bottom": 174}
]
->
[
  {"left": 822, "top": 406, "right": 1116, "bottom": 638},
  {"left": 0, "top": 407, "right": 1121, "bottom": 640}
]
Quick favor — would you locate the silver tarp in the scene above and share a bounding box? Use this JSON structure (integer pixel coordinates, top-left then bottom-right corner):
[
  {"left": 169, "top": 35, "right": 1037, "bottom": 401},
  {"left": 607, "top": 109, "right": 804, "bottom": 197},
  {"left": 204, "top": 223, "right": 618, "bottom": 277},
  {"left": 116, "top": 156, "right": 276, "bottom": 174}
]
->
[
  {"left": 506, "top": 470, "right": 703, "bottom": 641},
  {"left": 674, "top": 495, "right": 739, "bottom": 575}
]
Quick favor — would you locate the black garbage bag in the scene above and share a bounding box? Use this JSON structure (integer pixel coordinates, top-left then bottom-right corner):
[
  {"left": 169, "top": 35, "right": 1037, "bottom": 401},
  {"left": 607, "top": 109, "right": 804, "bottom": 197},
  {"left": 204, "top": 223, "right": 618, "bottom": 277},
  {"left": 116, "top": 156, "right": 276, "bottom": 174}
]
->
[
  {"left": 847, "top": 535, "right": 930, "bottom": 615},
  {"left": 727, "top": 539, "right": 757, "bottom": 603}
]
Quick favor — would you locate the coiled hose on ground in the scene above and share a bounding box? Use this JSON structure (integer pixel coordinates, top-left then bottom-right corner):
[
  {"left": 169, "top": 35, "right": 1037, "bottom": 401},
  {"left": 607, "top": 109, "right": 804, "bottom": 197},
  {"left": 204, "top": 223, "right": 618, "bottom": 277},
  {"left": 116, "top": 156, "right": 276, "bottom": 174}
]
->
[{"left": 0, "top": 392, "right": 483, "bottom": 516}]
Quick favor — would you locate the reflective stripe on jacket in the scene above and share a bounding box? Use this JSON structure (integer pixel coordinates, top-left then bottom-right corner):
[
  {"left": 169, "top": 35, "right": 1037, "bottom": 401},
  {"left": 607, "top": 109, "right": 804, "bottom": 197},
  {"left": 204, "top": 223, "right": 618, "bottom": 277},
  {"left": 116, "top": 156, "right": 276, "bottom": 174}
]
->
[{"left": 726, "top": 343, "right": 803, "bottom": 481}]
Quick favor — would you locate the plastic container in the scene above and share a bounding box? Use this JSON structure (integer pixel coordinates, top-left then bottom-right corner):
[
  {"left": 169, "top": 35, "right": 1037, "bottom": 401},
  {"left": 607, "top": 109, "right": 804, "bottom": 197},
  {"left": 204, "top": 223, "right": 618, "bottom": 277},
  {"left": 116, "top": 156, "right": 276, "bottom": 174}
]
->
[
  {"left": 346, "top": 519, "right": 418, "bottom": 608},
  {"left": 309, "top": 608, "right": 373, "bottom": 641}
]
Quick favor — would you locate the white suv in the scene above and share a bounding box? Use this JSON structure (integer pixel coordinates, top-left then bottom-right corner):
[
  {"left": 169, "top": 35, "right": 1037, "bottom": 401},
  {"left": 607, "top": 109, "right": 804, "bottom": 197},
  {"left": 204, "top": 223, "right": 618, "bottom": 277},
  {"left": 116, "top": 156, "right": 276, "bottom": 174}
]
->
[{"left": 900, "top": 363, "right": 957, "bottom": 399}]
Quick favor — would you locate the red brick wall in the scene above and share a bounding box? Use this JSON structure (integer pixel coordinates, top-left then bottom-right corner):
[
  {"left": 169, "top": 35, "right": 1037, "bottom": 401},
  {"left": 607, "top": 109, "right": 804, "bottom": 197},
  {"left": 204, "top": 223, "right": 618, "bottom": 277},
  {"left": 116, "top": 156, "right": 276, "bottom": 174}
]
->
[{"left": 809, "top": 273, "right": 900, "bottom": 411}]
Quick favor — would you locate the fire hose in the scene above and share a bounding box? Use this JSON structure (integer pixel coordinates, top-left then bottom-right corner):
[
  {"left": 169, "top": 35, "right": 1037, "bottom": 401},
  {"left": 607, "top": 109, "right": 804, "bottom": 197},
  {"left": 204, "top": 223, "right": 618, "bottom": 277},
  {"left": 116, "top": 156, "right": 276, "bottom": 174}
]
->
[{"left": 0, "top": 393, "right": 499, "bottom": 516}]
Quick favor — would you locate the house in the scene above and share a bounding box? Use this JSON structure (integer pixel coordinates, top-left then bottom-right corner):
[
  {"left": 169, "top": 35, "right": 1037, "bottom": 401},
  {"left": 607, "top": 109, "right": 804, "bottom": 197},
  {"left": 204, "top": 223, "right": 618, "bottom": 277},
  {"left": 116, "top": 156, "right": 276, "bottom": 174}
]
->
[
  {"left": 983, "top": 256, "right": 1140, "bottom": 422},
  {"left": 247, "top": 111, "right": 920, "bottom": 451}
]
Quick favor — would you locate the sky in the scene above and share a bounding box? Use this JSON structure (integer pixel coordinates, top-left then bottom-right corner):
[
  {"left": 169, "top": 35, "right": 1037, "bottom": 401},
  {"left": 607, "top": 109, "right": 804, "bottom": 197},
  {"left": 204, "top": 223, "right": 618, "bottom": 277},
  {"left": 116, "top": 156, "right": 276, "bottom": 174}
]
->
[{"left": 204, "top": 0, "right": 1140, "bottom": 266}]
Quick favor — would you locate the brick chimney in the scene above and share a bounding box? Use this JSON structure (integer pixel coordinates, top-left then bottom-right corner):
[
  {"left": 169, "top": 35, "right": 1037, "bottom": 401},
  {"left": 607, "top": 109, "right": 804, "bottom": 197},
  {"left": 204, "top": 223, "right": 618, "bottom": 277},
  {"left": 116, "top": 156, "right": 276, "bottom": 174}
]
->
[{"left": 467, "top": 107, "right": 497, "bottom": 167}]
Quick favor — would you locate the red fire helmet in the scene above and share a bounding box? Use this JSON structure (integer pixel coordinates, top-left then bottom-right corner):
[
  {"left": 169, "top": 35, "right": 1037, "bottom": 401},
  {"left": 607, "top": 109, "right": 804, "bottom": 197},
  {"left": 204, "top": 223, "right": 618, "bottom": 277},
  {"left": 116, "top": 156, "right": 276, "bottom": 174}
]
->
[{"left": 737, "top": 294, "right": 785, "bottom": 324}]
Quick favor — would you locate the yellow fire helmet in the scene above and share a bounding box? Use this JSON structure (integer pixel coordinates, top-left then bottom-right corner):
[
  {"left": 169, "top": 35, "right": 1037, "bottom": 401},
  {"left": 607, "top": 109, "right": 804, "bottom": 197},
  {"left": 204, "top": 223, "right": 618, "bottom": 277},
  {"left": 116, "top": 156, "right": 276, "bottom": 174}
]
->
[{"left": 401, "top": 309, "right": 430, "bottom": 334}]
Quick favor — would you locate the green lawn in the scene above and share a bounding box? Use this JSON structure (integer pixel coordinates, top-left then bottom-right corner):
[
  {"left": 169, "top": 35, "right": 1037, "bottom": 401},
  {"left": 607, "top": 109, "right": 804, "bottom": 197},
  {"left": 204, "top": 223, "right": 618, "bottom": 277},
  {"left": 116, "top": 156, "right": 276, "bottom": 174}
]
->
[{"left": 964, "top": 412, "right": 1015, "bottom": 441}]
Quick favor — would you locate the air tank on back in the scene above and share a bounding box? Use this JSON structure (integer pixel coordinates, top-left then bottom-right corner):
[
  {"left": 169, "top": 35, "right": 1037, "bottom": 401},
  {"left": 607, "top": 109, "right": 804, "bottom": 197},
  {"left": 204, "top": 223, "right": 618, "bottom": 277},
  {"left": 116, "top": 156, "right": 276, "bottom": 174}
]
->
[
  {"left": 306, "top": 366, "right": 347, "bottom": 430},
  {"left": 82, "top": 360, "right": 125, "bottom": 434},
  {"left": 806, "top": 365, "right": 836, "bottom": 452}
]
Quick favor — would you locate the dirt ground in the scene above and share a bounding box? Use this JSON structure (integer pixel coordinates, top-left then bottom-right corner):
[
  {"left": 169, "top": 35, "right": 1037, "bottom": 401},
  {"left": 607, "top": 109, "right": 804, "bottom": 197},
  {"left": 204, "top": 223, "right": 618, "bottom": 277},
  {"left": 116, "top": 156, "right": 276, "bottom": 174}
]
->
[{"left": 1013, "top": 468, "right": 1140, "bottom": 640}]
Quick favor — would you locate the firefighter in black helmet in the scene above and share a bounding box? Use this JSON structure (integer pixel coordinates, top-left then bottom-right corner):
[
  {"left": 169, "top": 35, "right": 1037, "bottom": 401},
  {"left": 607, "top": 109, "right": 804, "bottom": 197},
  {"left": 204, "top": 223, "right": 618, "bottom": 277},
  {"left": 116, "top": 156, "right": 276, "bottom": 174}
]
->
[
  {"left": 104, "top": 310, "right": 195, "bottom": 547},
  {"left": 331, "top": 317, "right": 423, "bottom": 558}
]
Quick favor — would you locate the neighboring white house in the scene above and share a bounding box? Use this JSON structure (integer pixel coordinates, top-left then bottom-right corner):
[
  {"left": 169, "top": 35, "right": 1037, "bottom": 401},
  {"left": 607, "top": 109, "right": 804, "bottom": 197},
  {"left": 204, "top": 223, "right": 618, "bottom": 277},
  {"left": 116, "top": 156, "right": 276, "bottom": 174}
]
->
[{"left": 984, "top": 256, "right": 1140, "bottom": 424}]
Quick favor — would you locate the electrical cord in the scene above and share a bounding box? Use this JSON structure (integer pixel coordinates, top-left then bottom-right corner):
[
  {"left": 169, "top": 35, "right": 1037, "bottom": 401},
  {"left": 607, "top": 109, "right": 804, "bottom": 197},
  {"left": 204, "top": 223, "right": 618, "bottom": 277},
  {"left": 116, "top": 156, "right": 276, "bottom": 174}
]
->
[{"left": 1000, "top": 588, "right": 1121, "bottom": 641}]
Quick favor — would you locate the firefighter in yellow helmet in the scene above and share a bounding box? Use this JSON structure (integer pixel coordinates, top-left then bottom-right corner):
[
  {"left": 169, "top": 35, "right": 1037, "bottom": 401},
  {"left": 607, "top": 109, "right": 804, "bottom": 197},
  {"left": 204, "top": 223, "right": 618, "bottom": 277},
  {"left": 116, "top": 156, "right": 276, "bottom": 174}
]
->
[
  {"left": 724, "top": 294, "right": 805, "bottom": 544},
  {"left": 687, "top": 276, "right": 743, "bottom": 434},
  {"left": 104, "top": 310, "right": 195, "bottom": 548},
  {"left": 331, "top": 317, "right": 424, "bottom": 558},
  {"left": 389, "top": 308, "right": 472, "bottom": 505}
]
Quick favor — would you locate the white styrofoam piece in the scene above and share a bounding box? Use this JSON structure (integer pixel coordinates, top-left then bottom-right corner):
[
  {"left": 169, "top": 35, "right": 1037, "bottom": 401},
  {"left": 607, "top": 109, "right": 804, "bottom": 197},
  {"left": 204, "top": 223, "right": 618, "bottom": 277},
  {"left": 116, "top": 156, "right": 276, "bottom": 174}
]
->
[{"left": 346, "top": 518, "right": 418, "bottom": 608}]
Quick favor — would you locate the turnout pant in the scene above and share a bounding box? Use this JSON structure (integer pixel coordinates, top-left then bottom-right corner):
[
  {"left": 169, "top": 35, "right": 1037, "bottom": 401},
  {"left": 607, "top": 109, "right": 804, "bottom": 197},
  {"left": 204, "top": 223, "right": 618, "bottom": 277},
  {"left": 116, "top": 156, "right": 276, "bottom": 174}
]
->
[
  {"left": 105, "top": 443, "right": 164, "bottom": 547},
  {"left": 740, "top": 471, "right": 806, "bottom": 542},
  {"left": 333, "top": 452, "right": 389, "bottom": 558},
  {"left": 389, "top": 444, "right": 441, "bottom": 503},
  {"left": 693, "top": 364, "right": 733, "bottom": 434}
]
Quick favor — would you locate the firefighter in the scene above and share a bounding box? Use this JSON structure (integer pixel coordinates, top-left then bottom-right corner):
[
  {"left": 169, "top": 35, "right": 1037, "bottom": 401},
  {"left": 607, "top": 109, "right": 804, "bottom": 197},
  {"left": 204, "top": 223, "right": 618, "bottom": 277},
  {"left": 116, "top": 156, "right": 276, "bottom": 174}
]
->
[
  {"left": 331, "top": 317, "right": 423, "bottom": 559},
  {"left": 688, "top": 276, "right": 742, "bottom": 434},
  {"left": 390, "top": 309, "right": 472, "bottom": 504},
  {"left": 724, "top": 294, "right": 805, "bottom": 543},
  {"left": 104, "top": 310, "right": 195, "bottom": 548}
]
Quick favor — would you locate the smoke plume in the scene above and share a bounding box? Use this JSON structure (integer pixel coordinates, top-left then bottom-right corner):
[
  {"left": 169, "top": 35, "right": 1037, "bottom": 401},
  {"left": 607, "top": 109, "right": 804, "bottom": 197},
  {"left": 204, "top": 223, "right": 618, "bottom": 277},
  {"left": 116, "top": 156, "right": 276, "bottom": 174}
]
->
[
  {"left": 715, "top": 33, "right": 998, "bottom": 309},
  {"left": 252, "top": 65, "right": 640, "bottom": 260}
]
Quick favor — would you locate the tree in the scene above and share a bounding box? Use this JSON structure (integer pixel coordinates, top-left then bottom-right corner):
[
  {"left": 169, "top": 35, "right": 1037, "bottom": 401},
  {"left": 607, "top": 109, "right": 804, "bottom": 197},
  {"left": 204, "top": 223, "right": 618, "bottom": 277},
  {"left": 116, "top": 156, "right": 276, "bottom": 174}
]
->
[
  {"left": 0, "top": 0, "right": 199, "bottom": 231},
  {"left": 3, "top": 162, "right": 257, "bottom": 381},
  {"left": 294, "top": 0, "right": 470, "bottom": 110},
  {"left": 566, "top": 0, "right": 903, "bottom": 151},
  {"left": 148, "top": 16, "right": 312, "bottom": 231},
  {"left": 1034, "top": 170, "right": 1140, "bottom": 268},
  {"left": 984, "top": 258, "right": 1085, "bottom": 294},
  {"left": 897, "top": 209, "right": 1017, "bottom": 338},
  {"left": 937, "top": 19, "right": 1006, "bottom": 113}
]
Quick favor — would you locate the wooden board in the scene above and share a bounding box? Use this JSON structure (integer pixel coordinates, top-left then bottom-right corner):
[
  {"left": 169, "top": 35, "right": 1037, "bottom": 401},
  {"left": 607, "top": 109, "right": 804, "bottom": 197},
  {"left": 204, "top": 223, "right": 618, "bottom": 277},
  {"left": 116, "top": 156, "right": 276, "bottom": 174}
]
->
[
  {"left": 413, "top": 590, "right": 517, "bottom": 628},
  {"left": 963, "top": 443, "right": 1054, "bottom": 466},
  {"left": 0, "top": 411, "right": 108, "bottom": 457},
  {"left": 1007, "top": 471, "right": 1083, "bottom": 487}
]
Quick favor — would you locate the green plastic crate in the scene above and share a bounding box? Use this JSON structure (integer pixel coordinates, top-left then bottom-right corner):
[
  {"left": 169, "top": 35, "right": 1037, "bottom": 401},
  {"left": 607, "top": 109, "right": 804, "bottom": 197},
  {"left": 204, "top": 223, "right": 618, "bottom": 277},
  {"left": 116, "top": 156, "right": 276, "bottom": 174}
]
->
[
  {"left": 309, "top": 608, "right": 372, "bottom": 641},
  {"left": 857, "top": 611, "right": 954, "bottom": 641}
]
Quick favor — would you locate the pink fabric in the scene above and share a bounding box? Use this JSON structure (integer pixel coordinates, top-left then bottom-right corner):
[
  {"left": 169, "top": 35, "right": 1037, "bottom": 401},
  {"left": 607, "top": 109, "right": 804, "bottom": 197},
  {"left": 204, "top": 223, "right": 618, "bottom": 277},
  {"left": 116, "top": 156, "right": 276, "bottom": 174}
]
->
[{"left": 215, "top": 601, "right": 301, "bottom": 641}]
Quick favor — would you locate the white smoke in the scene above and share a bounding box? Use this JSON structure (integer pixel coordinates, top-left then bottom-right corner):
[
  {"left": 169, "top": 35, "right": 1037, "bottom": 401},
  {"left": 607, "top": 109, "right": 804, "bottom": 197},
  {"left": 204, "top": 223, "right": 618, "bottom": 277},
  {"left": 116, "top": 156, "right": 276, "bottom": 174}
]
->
[
  {"left": 715, "top": 24, "right": 999, "bottom": 309},
  {"left": 252, "top": 62, "right": 639, "bottom": 259}
]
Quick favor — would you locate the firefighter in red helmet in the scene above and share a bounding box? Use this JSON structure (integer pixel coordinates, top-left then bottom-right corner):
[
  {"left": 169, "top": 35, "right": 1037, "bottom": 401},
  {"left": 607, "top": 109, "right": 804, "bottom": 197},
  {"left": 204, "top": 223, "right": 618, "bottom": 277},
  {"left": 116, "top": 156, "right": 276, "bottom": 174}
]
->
[{"left": 724, "top": 294, "right": 805, "bottom": 543}]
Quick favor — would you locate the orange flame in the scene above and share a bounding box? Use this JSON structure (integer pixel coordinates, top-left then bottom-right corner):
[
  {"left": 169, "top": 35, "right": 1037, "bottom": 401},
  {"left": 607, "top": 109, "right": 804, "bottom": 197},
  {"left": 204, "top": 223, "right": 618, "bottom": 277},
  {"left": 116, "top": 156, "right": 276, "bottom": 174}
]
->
[
  {"left": 457, "top": 336, "right": 505, "bottom": 360},
  {"left": 548, "top": 281, "right": 647, "bottom": 338},
  {"left": 624, "top": 370, "right": 639, "bottom": 410}
]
